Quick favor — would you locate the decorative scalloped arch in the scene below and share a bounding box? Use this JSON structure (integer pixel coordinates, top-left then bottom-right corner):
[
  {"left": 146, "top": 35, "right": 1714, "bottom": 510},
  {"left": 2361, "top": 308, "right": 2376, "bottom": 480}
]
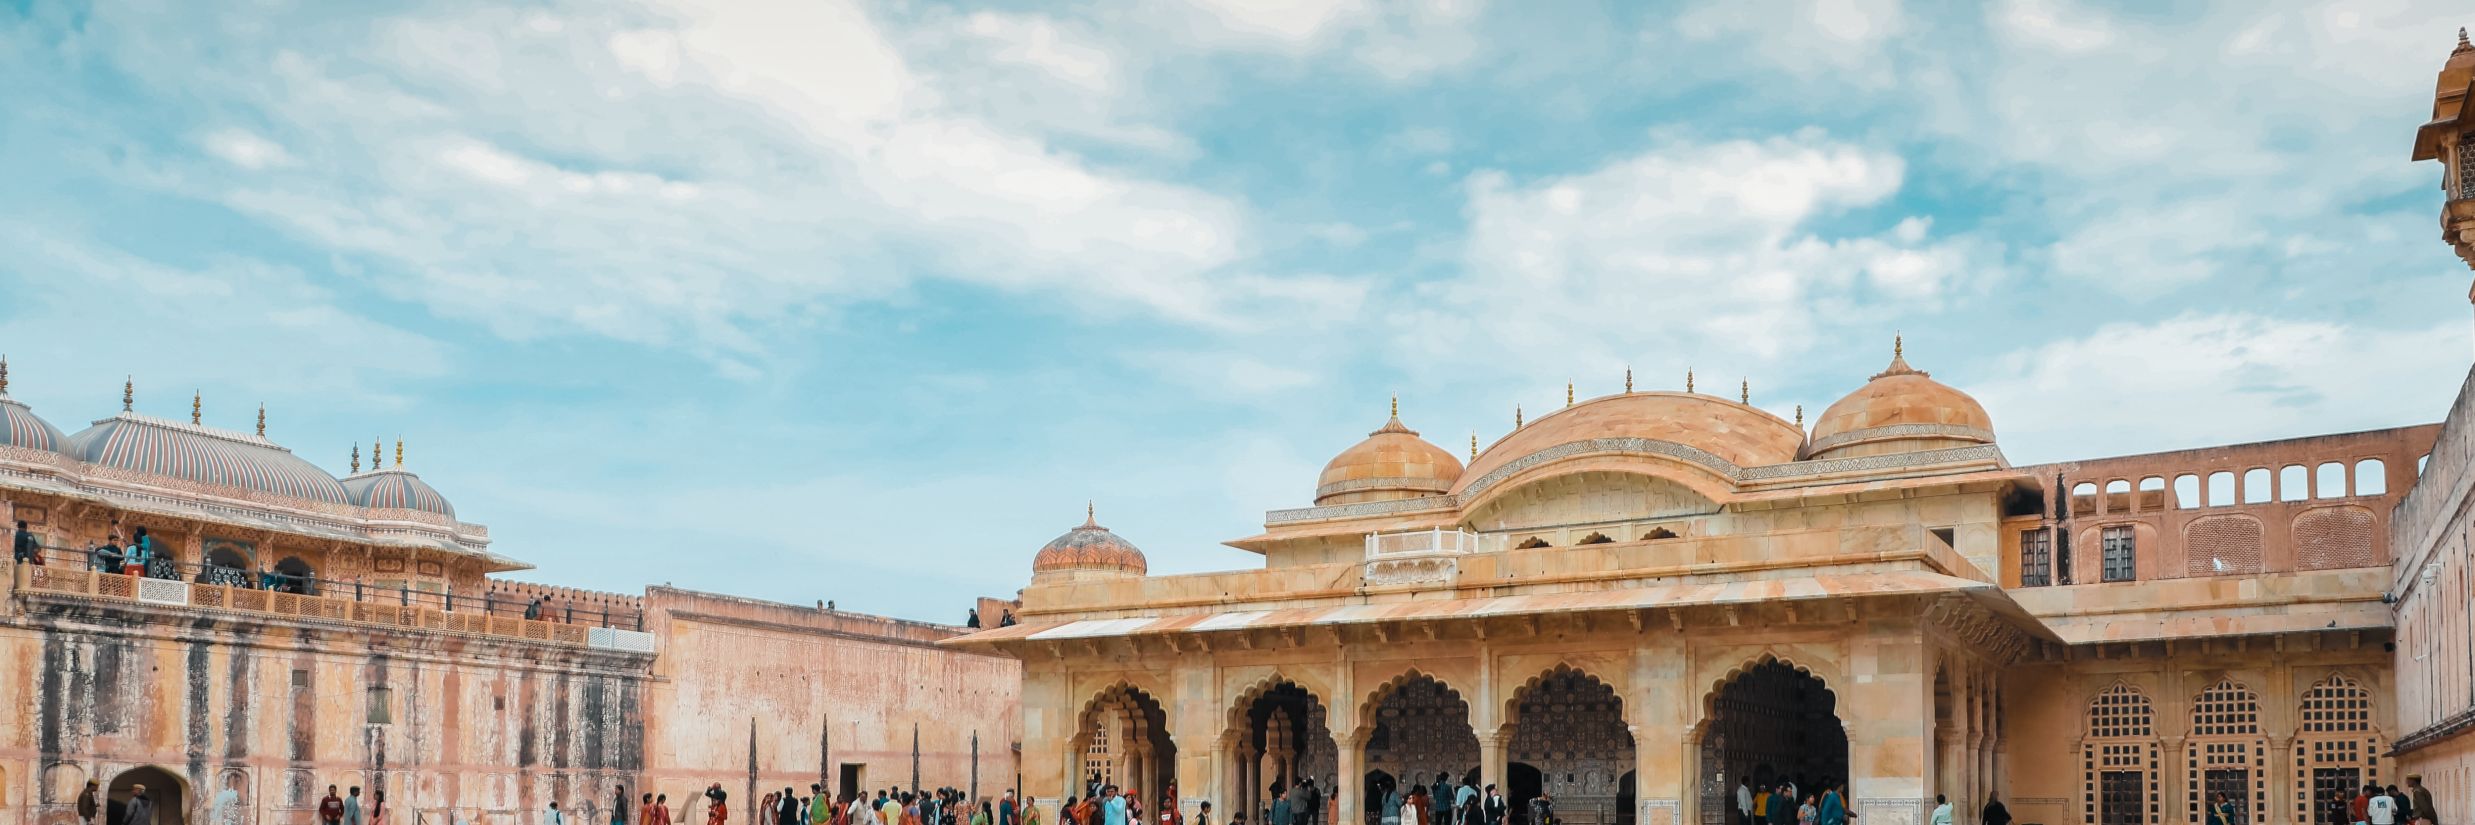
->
[
  {"left": 1690, "top": 650, "right": 1847, "bottom": 741},
  {"left": 1077, "top": 677, "right": 1173, "bottom": 732},
  {"left": 2085, "top": 681, "right": 2157, "bottom": 739},
  {"left": 1502, "top": 661, "right": 1627, "bottom": 728},
  {"left": 1353, "top": 667, "right": 1475, "bottom": 738},
  {"left": 1227, "top": 669, "right": 1336, "bottom": 732}
]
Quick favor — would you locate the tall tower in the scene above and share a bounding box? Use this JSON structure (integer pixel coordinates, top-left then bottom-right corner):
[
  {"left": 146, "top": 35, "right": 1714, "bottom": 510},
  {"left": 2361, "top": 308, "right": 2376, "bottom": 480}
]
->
[{"left": 2413, "top": 28, "right": 2475, "bottom": 274}]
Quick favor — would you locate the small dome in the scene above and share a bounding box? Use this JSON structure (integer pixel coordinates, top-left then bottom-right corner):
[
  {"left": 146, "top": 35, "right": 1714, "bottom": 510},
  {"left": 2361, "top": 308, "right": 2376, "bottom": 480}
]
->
[
  {"left": 1806, "top": 340, "right": 1994, "bottom": 461},
  {"left": 67, "top": 412, "right": 350, "bottom": 504},
  {"left": 0, "top": 359, "right": 66, "bottom": 455},
  {"left": 1032, "top": 506, "right": 1148, "bottom": 578},
  {"left": 1315, "top": 404, "right": 1464, "bottom": 505},
  {"left": 343, "top": 468, "right": 456, "bottom": 518}
]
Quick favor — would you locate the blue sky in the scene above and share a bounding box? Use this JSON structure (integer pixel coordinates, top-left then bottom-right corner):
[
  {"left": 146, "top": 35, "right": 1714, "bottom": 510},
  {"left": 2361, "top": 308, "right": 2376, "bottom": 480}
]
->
[{"left": 3, "top": 0, "right": 2471, "bottom": 623}]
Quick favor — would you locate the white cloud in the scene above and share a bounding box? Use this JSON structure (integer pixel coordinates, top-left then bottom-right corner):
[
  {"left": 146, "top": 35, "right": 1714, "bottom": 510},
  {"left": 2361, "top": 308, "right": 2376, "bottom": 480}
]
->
[
  {"left": 1179, "top": 0, "right": 1371, "bottom": 47},
  {"left": 201, "top": 129, "right": 295, "bottom": 170},
  {"left": 1676, "top": 0, "right": 1907, "bottom": 81},
  {"left": 959, "top": 12, "right": 1120, "bottom": 93},
  {"left": 1973, "top": 314, "right": 2470, "bottom": 463},
  {"left": 1162, "top": 0, "right": 1489, "bottom": 79},
  {"left": 1992, "top": 0, "right": 2116, "bottom": 53},
  {"left": 1389, "top": 133, "right": 1990, "bottom": 381}
]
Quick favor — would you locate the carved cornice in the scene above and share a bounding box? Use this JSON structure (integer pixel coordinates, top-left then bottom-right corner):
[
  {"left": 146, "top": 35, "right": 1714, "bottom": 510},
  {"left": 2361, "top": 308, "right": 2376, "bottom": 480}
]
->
[
  {"left": 1805, "top": 423, "right": 1994, "bottom": 454},
  {"left": 1314, "top": 475, "right": 1455, "bottom": 498}
]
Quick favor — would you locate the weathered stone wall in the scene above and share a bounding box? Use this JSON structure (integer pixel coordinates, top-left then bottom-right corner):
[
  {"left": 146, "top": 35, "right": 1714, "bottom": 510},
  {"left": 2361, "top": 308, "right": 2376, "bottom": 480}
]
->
[
  {"left": 639, "top": 587, "right": 1023, "bottom": 821},
  {"left": 0, "top": 591, "right": 648, "bottom": 825},
  {"left": 2391, "top": 366, "right": 2475, "bottom": 821}
]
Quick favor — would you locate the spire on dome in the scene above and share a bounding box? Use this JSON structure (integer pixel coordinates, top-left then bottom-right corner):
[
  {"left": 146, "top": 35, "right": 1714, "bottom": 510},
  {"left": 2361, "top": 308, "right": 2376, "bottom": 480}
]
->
[
  {"left": 351, "top": 443, "right": 361, "bottom": 473},
  {"left": 374, "top": 438, "right": 382, "bottom": 470},
  {"left": 191, "top": 390, "right": 202, "bottom": 425},
  {"left": 1624, "top": 367, "right": 1633, "bottom": 393},
  {"left": 1686, "top": 368, "right": 1695, "bottom": 393},
  {"left": 1371, "top": 396, "right": 1417, "bottom": 436},
  {"left": 1795, "top": 404, "right": 1805, "bottom": 429},
  {"left": 395, "top": 439, "right": 404, "bottom": 468},
  {"left": 1740, "top": 378, "right": 1749, "bottom": 405},
  {"left": 1083, "top": 500, "right": 1099, "bottom": 529},
  {"left": 1872, "top": 334, "right": 1929, "bottom": 380},
  {"left": 256, "top": 403, "right": 266, "bottom": 437},
  {"left": 1566, "top": 381, "right": 1574, "bottom": 406},
  {"left": 1470, "top": 432, "right": 1478, "bottom": 461},
  {"left": 2459, "top": 26, "right": 2471, "bottom": 53},
  {"left": 123, "top": 376, "right": 133, "bottom": 412},
  {"left": 1, "top": 355, "right": 9, "bottom": 395},
  {"left": 1390, "top": 395, "right": 1398, "bottom": 418},
  {"left": 1515, "top": 404, "right": 1524, "bottom": 427}
]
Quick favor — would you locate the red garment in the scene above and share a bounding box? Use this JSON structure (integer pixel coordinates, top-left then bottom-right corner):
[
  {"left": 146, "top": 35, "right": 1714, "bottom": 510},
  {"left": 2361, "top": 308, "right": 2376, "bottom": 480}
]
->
[
  {"left": 709, "top": 802, "right": 729, "bottom": 825},
  {"left": 321, "top": 795, "right": 346, "bottom": 824},
  {"left": 2353, "top": 795, "right": 2372, "bottom": 823}
]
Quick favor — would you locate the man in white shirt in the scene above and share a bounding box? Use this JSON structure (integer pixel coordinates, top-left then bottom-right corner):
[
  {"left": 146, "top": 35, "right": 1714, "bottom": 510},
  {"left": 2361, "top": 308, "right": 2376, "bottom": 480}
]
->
[
  {"left": 547, "top": 801, "right": 568, "bottom": 825},
  {"left": 1735, "top": 781, "right": 1753, "bottom": 825},
  {"left": 2369, "top": 787, "right": 2399, "bottom": 825},
  {"left": 1930, "top": 796, "right": 1952, "bottom": 825}
]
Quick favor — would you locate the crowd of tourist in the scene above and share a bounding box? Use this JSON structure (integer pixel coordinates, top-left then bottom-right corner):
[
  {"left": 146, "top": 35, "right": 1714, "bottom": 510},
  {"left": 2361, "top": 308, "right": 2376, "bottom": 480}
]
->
[{"left": 2320, "top": 778, "right": 2441, "bottom": 825}]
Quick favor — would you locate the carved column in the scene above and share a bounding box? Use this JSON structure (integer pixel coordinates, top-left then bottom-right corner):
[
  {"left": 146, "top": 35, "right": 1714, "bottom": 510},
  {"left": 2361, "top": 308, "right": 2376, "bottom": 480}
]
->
[
  {"left": 1339, "top": 733, "right": 1368, "bottom": 825},
  {"left": 1480, "top": 732, "right": 1508, "bottom": 796}
]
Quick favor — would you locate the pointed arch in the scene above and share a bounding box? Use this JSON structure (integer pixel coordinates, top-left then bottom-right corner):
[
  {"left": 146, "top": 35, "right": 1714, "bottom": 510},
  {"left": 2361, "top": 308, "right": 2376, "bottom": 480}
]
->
[
  {"left": 1227, "top": 670, "right": 1336, "bottom": 733},
  {"left": 1355, "top": 667, "right": 1476, "bottom": 734},
  {"left": 1504, "top": 663, "right": 1634, "bottom": 825},
  {"left": 1502, "top": 662, "right": 1626, "bottom": 726},
  {"left": 2085, "top": 681, "right": 2156, "bottom": 739},
  {"left": 1694, "top": 650, "right": 1847, "bottom": 737}
]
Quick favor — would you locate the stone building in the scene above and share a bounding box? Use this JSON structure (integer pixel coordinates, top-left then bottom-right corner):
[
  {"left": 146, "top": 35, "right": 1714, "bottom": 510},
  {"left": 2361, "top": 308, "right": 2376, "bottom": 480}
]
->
[
  {"left": 0, "top": 377, "right": 1020, "bottom": 824},
  {"left": 2392, "top": 24, "right": 2475, "bottom": 822},
  {"left": 953, "top": 340, "right": 2428, "bottom": 825}
]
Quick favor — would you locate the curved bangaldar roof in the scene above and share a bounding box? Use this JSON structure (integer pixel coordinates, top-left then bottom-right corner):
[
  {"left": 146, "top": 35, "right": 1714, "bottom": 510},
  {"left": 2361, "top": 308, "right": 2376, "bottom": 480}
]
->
[
  {"left": 1315, "top": 402, "right": 1464, "bottom": 505},
  {"left": 1451, "top": 391, "right": 1804, "bottom": 497},
  {"left": 342, "top": 468, "right": 457, "bottom": 518},
  {"left": 66, "top": 412, "right": 352, "bottom": 505},
  {"left": 1806, "top": 339, "right": 1994, "bottom": 461}
]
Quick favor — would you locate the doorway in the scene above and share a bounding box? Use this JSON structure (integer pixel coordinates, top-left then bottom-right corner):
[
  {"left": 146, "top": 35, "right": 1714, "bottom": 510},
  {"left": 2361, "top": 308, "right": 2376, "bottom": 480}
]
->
[
  {"left": 109, "top": 765, "right": 187, "bottom": 825},
  {"left": 841, "top": 764, "right": 865, "bottom": 804},
  {"left": 1508, "top": 763, "right": 1543, "bottom": 825}
]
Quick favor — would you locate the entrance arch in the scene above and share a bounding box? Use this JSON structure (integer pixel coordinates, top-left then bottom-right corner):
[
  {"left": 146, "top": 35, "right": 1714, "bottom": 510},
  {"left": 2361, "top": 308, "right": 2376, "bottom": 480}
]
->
[
  {"left": 1694, "top": 660, "right": 1846, "bottom": 825},
  {"left": 1074, "top": 684, "right": 1177, "bottom": 811},
  {"left": 1360, "top": 674, "right": 1479, "bottom": 825},
  {"left": 1233, "top": 680, "right": 1337, "bottom": 823},
  {"left": 108, "top": 765, "right": 188, "bottom": 825},
  {"left": 1505, "top": 666, "right": 1634, "bottom": 825}
]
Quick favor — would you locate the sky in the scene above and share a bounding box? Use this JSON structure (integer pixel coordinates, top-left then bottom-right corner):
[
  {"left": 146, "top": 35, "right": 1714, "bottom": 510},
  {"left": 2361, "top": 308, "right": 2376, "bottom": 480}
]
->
[{"left": 2, "top": 0, "right": 2472, "bottom": 624}]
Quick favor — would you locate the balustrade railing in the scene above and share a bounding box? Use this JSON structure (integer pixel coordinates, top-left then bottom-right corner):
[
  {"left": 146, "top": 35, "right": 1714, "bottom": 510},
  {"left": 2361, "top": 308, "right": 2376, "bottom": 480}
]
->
[{"left": 6, "top": 544, "right": 652, "bottom": 651}]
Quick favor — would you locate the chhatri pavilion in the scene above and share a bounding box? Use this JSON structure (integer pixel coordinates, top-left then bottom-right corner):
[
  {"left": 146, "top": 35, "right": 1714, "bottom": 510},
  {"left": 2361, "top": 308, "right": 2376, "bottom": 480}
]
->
[{"left": 951, "top": 339, "right": 2423, "bottom": 825}]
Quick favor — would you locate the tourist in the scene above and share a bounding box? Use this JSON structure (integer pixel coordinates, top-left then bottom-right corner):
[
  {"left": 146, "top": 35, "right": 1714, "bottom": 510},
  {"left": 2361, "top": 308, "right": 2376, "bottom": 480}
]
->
[
  {"left": 1799, "top": 796, "right": 1817, "bottom": 825},
  {"left": 656, "top": 795, "right": 676, "bottom": 825},
  {"left": 548, "top": 802, "right": 567, "bottom": 825},
  {"left": 371, "top": 789, "right": 389, "bottom": 825},
  {"left": 2208, "top": 793, "right": 2235, "bottom": 825},
  {"left": 613, "top": 785, "right": 631, "bottom": 825},
  {"left": 1026, "top": 796, "right": 1047, "bottom": 825},
  {"left": 122, "top": 784, "right": 154, "bottom": 825},
  {"left": 1980, "top": 795, "right": 2008, "bottom": 825},
  {"left": 1928, "top": 796, "right": 1950, "bottom": 825},
  {"left": 1454, "top": 780, "right": 1477, "bottom": 825},
  {"left": 2374, "top": 785, "right": 2401, "bottom": 825},
  {"left": 1401, "top": 786, "right": 1429, "bottom": 825},
  {"left": 1815, "top": 785, "right": 1845, "bottom": 825},
  {"left": 77, "top": 779, "right": 100, "bottom": 825},
  {"left": 812, "top": 786, "right": 834, "bottom": 825},
  {"left": 1196, "top": 802, "right": 1212, "bottom": 825},
  {"left": 1431, "top": 776, "right": 1453, "bottom": 825},
  {"left": 321, "top": 786, "right": 346, "bottom": 825},
  {"left": 2409, "top": 775, "right": 2436, "bottom": 825},
  {"left": 1484, "top": 785, "right": 1506, "bottom": 825},
  {"left": 1771, "top": 786, "right": 1796, "bottom": 825},
  {"left": 2328, "top": 791, "right": 2351, "bottom": 825},
  {"left": 1079, "top": 791, "right": 1101, "bottom": 825},
  {"left": 1105, "top": 786, "right": 1130, "bottom": 825},
  {"left": 1303, "top": 780, "right": 1323, "bottom": 825},
  {"left": 977, "top": 803, "right": 996, "bottom": 825},
  {"left": 525, "top": 597, "right": 543, "bottom": 620},
  {"left": 2357, "top": 786, "right": 2376, "bottom": 825},
  {"left": 1127, "top": 788, "right": 1145, "bottom": 825},
  {"left": 12, "top": 520, "right": 39, "bottom": 564},
  {"left": 1004, "top": 791, "right": 1020, "bottom": 825},
  {"left": 344, "top": 785, "right": 367, "bottom": 825},
  {"left": 706, "top": 784, "right": 730, "bottom": 825},
  {"left": 882, "top": 790, "right": 907, "bottom": 825},
  {"left": 2393, "top": 786, "right": 2415, "bottom": 823},
  {"left": 1525, "top": 790, "right": 1553, "bottom": 825}
]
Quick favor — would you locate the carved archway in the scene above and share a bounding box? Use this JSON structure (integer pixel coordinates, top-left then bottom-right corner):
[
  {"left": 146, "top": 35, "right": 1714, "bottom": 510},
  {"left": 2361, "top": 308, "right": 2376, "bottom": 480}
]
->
[
  {"left": 1691, "top": 658, "right": 1845, "bottom": 825},
  {"left": 1072, "top": 682, "right": 1178, "bottom": 811},
  {"left": 1358, "top": 672, "right": 1479, "bottom": 825},
  {"left": 107, "top": 765, "right": 190, "bottom": 825},
  {"left": 1505, "top": 665, "right": 1634, "bottom": 825},
  {"left": 1228, "top": 674, "right": 1338, "bottom": 824}
]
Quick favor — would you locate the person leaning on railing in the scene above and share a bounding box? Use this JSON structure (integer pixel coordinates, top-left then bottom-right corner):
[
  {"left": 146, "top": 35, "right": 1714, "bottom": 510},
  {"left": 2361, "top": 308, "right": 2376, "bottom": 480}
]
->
[{"left": 11, "top": 521, "right": 42, "bottom": 565}]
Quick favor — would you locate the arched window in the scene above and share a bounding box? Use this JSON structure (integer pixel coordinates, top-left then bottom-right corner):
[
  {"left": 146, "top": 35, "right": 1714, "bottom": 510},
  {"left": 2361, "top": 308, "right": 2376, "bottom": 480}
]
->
[
  {"left": 2241, "top": 468, "right": 2270, "bottom": 504},
  {"left": 2175, "top": 474, "right": 2202, "bottom": 510},
  {"left": 2187, "top": 680, "right": 2267, "bottom": 825},
  {"left": 2207, "top": 472, "right": 2236, "bottom": 507},
  {"left": 2137, "top": 476, "right": 2166, "bottom": 510},
  {"left": 273, "top": 556, "right": 318, "bottom": 596},
  {"left": 1514, "top": 537, "right": 1550, "bottom": 550},
  {"left": 2280, "top": 465, "right": 2309, "bottom": 502},
  {"left": 1576, "top": 532, "right": 1613, "bottom": 545},
  {"left": 2294, "top": 675, "right": 2383, "bottom": 825},
  {"left": 2074, "top": 482, "right": 2101, "bottom": 513},
  {"left": 2106, "top": 479, "right": 2132, "bottom": 512},
  {"left": 2355, "top": 459, "right": 2387, "bottom": 496},
  {"left": 2316, "top": 462, "right": 2347, "bottom": 499},
  {"left": 1640, "top": 527, "right": 1679, "bottom": 541},
  {"left": 2083, "top": 684, "right": 2158, "bottom": 825}
]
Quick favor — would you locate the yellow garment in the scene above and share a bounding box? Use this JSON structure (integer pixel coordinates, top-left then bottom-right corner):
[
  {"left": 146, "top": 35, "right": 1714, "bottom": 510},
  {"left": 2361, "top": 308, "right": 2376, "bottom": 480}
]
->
[{"left": 1755, "top": 793, "right": 1769, "bottom": 818}]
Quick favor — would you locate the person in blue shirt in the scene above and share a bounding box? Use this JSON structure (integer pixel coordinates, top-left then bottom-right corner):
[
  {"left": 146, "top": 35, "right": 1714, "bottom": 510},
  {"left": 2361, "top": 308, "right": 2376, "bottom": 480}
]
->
[{"left": 1103, "top": 786, "right": 1129, "bottom": 825}]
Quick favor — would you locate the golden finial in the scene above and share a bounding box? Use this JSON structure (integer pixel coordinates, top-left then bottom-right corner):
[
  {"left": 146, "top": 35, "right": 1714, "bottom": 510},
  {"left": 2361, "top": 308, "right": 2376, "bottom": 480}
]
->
[
  {"left": 1624, "top": 367, "right": 1632, "bottom": 393},
  {"left": 1470, "top": 433, "right": 1478, "bottom": 461},
  {"left": 1795, "top": 404, "right": 1805, "bottom": 429},
  {"left": 1084, "top": 500, "right": 1098, "bottom": 528},
  {"left": 1685, "top": 368, "right": 1695, "bottom": 394},
  {"left": 1515, "top": 405, "right": 1524, "bottom": 427},
  {"left": 351, "top": 444, "right": 361, "bottom": 474},
  {"left": 1740, "top": 378, "right": 1749, "bottom": 405},
  {"left": 1390, "top": 395, "right": 1399, "bottom": 419},
  {"left": 191, "top": 390, "right": 202, "bottom": 425},
  {"left": 123, "top": 376, "right": 133, "bottom": 412},
  {"left": 1894, "top": 332, "right": 1903, "bottom": 360},
  {"left": 395, "top": 439, "right": 404, "bottom": 468},
  {"left": 374, "top": 438, "right": 382, "bottom": 470},
  {"left": 0, "top": 354, "right": 9, "bottom": 395},
  {"left": 256, "top": 403, "right": 266, "bottom": 436},
  {"left": 1566, "top": 381, "right": 1574, "bottom": 406}
]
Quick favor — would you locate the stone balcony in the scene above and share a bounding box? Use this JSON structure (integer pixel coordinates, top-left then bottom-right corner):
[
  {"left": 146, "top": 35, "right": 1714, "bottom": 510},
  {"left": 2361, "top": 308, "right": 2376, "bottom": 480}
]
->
[{"left": 8, "top": 563, "right": 656, "bottom": 654}]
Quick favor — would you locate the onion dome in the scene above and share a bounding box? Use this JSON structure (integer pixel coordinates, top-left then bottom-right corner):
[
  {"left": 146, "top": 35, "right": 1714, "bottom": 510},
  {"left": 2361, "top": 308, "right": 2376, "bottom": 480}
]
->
[
  {"left": 1032, "top": 504, "right": 1148, "bottom": 579},
  {"left": 0, "top": 357, "right": 68, "bottom": 455},
  {"left": 1806, "top": 337, "right": 1995, "bottom": 461},
  {"left": 65, "top": 386, "right": 350, "bottom": 504},
  {"left": 1315, "top": 398, "right": 1464, "bottom": 505},
  {"left": 342, "top": 444, "right": 456, "bottom": 518}
]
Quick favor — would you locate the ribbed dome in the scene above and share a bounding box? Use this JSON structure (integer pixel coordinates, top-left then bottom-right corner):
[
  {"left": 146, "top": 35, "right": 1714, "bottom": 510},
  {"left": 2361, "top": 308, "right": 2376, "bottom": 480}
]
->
[
  {"left": 343, "top": 468, "right": 456, "bottom": 518},
  {"left": 0, "top": 359, "right": 65, "bottom": 455},
  {"left": 66, "top": 413, "right": 351, "bottom": 505},
  {"left": 1032, "top": 507, "right": 1147, "bottom": 577},
  {"left": 1315, "top": 407, "right": 1463, "bottom": 505},
  {"left": 1806, "top": 341, "right": 1994, "bottom": 461}
]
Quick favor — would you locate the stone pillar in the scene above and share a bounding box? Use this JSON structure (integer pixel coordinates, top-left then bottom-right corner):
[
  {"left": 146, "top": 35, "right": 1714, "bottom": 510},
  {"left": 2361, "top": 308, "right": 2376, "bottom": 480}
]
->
[
  {"left": 1480, "top": 732, "right": 1508, "bottom": 795},
  {"left": 1847, "top": 623, "right": 1932, "bottom": 825},
  {"left": 2270, "top": 737, "right": 2296, "bottom": 825},
  {"left": 1340, "top": 733, "right": 1367, "bottom": 825},
  {"left": 1633, "top": 638, "right": 1690, "bottom": 825},
  {"left": 2160, "top": 738, "right": 2187, "bottom": 825},
  {"left": 1235, "top": 742, "right": 1257, "bottom": 820}
]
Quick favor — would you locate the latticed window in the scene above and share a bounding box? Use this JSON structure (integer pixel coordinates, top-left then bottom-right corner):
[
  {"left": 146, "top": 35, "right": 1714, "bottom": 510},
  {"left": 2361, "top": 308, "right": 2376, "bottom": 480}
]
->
[
  {"left": 2300, "top": 677, "right": 2373, "bottom": 733},
  {"left": 2091, "top": 684, "right": 2155, "bottom": 738},
  {"left": 2192, "top": 681, "right": 2262, "bottom": 736},
  {"left": 2021, "top": 529, "right": 2053, "bottom": 587},
  {"left": 2457, "top": 139, "right": 2475, "bottom": 200},
  {"left": 2102, "top": 526, "right": 2137, "bottom": 582},
  {"left": 1084, "top": 716, "right": 1112, "bottom": 782}
]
